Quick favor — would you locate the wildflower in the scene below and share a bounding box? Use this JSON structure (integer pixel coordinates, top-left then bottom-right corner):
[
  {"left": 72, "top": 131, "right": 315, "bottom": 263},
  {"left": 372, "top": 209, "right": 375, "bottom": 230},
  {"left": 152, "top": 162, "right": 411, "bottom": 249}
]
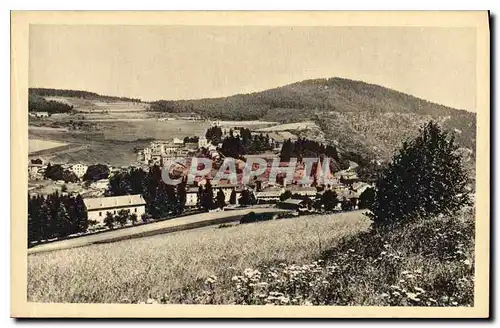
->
[
  {"left": 278, "top": 296, "right": 290, "bottom": 304},
  {"left": 380, "top": 293, "right": 389, "bottom": 298},
  {"left": 231, "top": 275, "right": 241, "bottom": 281},
  {"left": 401, "top": 271, "right": 410, "bottom": 275},
  {"left": 392, "top": 291, "right": 401, "bottom": 297},
  {"left": 205, "top": 276, "right": 217, "bottom": 284},
  {"left": 463, "top": 259, "right": 471, "bottom": 266},
  {"left": 146, "top": 298, "right": 158, "bottom": 304},
  {"left": 321, "top": 280, "right": 329, "bottom": 285},
  {"left": 390, "top": 285, "right": 400, "bottom": 290},
  {"left": 399, "top": 279, "right": 405, "bottom": 283},
  {"left": 414, "top": 287, "right": 425, "bottom": 294},
  {"left": 407, "top": 293, "right": 420, "bottom": 302},
  {"left": 451, "top": 301, "right": 458, "bottom": 306},
  {"left": 304, "top": 300, "right": 314, "bottom": 306},
  {"left": 257, "top": 282, "right": 269, "bottom": 288}
]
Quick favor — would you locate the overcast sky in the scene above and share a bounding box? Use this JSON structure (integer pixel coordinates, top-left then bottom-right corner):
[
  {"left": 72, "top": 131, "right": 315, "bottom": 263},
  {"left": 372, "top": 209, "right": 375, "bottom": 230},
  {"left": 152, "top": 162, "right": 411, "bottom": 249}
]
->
[{"left": 29, "top": 25, "right": 476, "bottom": 111}]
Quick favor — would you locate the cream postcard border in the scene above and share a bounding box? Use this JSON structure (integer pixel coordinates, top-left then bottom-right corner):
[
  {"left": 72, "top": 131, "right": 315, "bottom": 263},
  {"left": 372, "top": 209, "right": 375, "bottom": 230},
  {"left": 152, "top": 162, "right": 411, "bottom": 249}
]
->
[{"left": 10, "top": 10, "right": 490, "bottom": 318}]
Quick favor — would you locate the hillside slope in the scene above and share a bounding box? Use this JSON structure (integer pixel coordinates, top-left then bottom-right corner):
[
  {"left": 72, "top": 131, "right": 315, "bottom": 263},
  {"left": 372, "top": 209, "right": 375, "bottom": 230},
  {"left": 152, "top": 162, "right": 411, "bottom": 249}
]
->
[{"left": 151, "top": 78, "right": 476, "bottom": 161}]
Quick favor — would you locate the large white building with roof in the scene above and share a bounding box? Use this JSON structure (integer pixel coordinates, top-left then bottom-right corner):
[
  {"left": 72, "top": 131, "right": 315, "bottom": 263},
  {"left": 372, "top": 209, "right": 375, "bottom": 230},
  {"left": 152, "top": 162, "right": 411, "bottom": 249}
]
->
[{"left": 83, "top": 194, "right": 147, "bottom": 224}]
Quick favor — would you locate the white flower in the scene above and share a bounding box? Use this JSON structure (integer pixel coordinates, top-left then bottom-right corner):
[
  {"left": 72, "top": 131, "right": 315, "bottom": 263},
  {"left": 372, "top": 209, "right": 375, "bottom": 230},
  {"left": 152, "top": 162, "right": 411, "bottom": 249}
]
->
[
  {"left": 414, "top": 287, "right": 425, "bottom": 294},
  {"left": 406, "top": 293, "right": 420, "bottom": 302}
]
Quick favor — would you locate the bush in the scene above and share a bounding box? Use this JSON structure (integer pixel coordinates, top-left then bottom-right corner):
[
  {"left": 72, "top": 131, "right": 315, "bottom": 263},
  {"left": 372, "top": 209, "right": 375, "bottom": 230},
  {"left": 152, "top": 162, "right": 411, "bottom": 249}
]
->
[
  {"left": 239, "top": 212, "right": 274, "bottom": 224},
  {"left": 368, "top": 121, "right": 472, "bottom": 229}
]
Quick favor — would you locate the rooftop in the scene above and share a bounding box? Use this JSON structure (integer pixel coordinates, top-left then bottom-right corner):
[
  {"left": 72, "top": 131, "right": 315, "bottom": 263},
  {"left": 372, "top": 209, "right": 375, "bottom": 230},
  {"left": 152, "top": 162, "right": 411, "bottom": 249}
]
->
[{"left": 83, "top": 194, "right": 146, "bottom": 211}]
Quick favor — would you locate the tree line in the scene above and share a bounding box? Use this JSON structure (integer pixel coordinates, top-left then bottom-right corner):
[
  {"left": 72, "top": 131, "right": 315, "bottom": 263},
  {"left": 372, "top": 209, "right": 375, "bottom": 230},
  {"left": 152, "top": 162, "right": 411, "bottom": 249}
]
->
[
  {"left": 29, "top": 94, "right": 73, "bottom": 114},
  {"left": 29, "top": 88, "right": 141, "bottom": 103},
  {"left": 28, "top": 193, "right": 88, "bottom": 244}
]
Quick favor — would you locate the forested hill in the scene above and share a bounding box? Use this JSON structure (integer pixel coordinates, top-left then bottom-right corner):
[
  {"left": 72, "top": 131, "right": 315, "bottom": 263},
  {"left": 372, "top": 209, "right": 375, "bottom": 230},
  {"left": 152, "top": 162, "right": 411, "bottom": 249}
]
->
[
  {"left": 150, "top": 77, "right": 476, "bottom": 160},
  {"left": 149, "top": 77, "right": 473, "bottom": 120},
  {"left": 29, "top": 88, "right": 142, "bottom": 103}
]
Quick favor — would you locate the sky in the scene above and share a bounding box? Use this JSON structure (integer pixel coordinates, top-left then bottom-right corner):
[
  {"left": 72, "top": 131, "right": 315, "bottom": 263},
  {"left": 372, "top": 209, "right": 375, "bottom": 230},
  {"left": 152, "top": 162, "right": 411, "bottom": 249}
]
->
[{"left": 29, "top": 25, "right": 476, "bottom": 111}]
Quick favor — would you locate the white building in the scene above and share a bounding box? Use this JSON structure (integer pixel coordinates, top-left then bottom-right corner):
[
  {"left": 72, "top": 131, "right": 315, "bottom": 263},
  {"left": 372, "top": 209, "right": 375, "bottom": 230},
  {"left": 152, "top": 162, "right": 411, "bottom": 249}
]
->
[
  {"left": 29, "top": 111, "right": 49, "bottom": 118},
  {"left": 83, "top": 194, "right": 147, "bottom": 224},
  {"left": 198, "top": 136, "right": 208, "bottom": 149},
  {"left": 91, "top": 179, "right": 110, "bottom": 190},
  {"left": 173, "top": 137, "right": 184, "bottom": 145},
  {"left": 70, "top": 163, "right": 88, "bottom": 178}
]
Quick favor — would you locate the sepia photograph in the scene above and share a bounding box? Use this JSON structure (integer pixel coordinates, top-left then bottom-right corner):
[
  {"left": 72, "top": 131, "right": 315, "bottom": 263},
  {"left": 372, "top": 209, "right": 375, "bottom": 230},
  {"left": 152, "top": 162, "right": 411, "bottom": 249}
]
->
[{"left": 10, "top": 11, "right": 490, "bottom": 318}]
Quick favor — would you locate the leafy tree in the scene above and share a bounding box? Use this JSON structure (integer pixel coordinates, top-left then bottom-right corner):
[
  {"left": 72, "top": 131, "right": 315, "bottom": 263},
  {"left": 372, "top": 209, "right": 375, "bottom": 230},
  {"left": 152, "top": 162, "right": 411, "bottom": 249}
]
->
[
  {"left": 368, "top": 121, "right": 472, "bottom": 228},
  {"left": 62, "top": 170, "right": 79, "bottom": 183},
  {"left": 358, "top": 187, "right": 375, "bottom": 209},
  {"left": 216, "top": 189, "right": 226, "bottom": 209},
  {"left": 279, "top": 190, "right": 292, "bottom": 201},
  {"left": 83, "top": 164, "right": 110, "bottom": 182},
  {"left": 238, "top": 189, "right": 256, "bottom": 206},
  {"left": 129, "top": 213, "right": 138, "bottom": 225},
  {"left": 320, "top": 189, "right": 337, "bottom": 211},
  {"left": 115, "top": 209, "right": 129, "bottom": 227},
  {"left": 104, "top": 212, "right": 115, "bottom": 229},
  {"left": 44, "top": 163, "right": 64, "bottom": 181}
]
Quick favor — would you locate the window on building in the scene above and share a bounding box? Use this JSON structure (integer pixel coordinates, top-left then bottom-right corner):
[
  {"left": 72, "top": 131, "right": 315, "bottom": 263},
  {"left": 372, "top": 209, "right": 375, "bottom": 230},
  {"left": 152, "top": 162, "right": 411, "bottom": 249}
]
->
[
  {"left": 99, "top": 212, "right": 102, "bottom": 217},
  {"left": 134, "top": 208, "right": 137, "bottom": 213},
  {"left": 114, "top": 210, "right": 116, "bottom": 214}
]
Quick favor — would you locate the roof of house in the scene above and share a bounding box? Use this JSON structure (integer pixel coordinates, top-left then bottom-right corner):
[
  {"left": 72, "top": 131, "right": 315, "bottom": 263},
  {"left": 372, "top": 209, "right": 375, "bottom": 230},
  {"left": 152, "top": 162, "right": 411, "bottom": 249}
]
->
[
  {"left": 83, "top": 194, "right": 146, "bottom": 211},
  {"left": 280, "top": 198, "right": 305, "bottom": 205}
]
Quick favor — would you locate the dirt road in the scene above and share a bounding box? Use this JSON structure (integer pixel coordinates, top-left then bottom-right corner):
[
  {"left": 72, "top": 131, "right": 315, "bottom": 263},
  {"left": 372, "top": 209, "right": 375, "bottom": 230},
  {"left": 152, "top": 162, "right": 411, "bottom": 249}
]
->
[{"left": 28, "top": 207, "right": 289, "bottom": 255}]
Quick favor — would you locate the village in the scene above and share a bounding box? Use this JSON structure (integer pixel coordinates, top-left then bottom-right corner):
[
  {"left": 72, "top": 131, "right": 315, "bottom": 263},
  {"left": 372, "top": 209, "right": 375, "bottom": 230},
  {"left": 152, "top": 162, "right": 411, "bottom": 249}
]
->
[{"left": 28, "top": 117, "right": 373, "bottom": 243}]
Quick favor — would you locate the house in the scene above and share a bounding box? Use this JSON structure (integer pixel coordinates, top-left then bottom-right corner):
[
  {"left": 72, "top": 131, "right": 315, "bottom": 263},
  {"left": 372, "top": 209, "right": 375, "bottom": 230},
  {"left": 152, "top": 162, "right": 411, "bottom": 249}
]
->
[
  {"left": 286, "top": 185, "right": 317, "bottom": 199},
  {"left": 255, "top": 186, "right": 284, "bottom": 203},
  {"left": 184, "top": 185, "right": 244, "bottom": 207},
  {"left": 198, "top": 136, "right": 208, "bottom": 149},
  {"left": 173, "top": 137, "right": 184, "bottom": 145},
  {"left": 28, "top": 163, "right": 44, "bottom": 180},
  {"left": 276, "top": 198, "right": 309, "bottom": 211},
  {"left": 91, "top": 179, "right": 110, "bottom": 190},
  {"left": 70, "top": 163, "right": 88, "bottom": 178},
  {"left": 29, "top": 111, "right": 49, "bottom": 118},
  {"left": 83, "top": 194, "right": 146, "bottom": 224}
]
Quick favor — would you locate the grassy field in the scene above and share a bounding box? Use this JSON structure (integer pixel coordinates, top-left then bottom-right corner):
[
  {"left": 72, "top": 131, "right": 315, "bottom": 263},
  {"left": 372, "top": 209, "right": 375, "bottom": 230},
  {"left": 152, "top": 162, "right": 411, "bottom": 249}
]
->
[
  {"left": 28, "top": 119, "right": 211, "bottom": 165},
  {"left": 28, "top": 139, "right": 68, "bottom": 153},
  {"left": 27, "top": 211, "right": 371, "bottom": 303}
]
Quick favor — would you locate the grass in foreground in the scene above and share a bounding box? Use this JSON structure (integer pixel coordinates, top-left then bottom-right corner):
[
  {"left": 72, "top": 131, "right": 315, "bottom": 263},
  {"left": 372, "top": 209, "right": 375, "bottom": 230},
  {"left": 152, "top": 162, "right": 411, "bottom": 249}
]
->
[{"left": 28, "top": 211, "right": 370, "bottom": 303}]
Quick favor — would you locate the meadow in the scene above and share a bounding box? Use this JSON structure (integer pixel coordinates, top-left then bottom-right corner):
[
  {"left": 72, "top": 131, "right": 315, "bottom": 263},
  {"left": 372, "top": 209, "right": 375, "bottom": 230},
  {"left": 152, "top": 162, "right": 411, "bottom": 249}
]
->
[
  {"left": 27, "top": 209, "right": 474, "bottom": 306},
  {"left": 28, "top": 139, "right": 68, "bottom": 153},
  {"left": 27, "top": 211, "right": 370, "bottom": 303}
]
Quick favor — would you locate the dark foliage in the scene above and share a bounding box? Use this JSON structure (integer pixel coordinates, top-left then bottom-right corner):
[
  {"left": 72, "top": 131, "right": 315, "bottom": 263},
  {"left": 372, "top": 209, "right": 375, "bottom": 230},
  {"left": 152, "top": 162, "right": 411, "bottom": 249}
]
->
[
  {"left": 82, "top": 164, "right": 110, "bottom": 182},
  {"left": 28, "top": 193, "right": 88, "bottom": 244},
  {"left": 368, "top": 121, "right": 472, "bottom": 228},
  {"left": 28, "top": 94, "right": 73, "bottom": 114},
  {"left": 29, "top": 88, "right": 141, "bottom": 103}
]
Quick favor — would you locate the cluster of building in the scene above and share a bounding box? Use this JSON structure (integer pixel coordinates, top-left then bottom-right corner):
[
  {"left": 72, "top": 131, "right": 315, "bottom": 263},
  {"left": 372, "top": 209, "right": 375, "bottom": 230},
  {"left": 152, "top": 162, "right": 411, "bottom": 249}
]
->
[
  {"left": 28, "top": 160, "right": 88, "bottom": 181},
  {"left": 28, "top": 122, "right": 373, "bottom": 230},
  {"left": 137, "top": 136, "right": 211, "bottom": 166},
  {"left": 29, "top": 111, "right": 50, "bottom": 118}
]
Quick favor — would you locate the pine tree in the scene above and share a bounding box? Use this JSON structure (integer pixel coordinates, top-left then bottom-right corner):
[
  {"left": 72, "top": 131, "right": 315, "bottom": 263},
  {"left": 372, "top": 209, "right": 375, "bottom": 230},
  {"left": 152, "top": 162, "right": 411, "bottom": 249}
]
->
[
  {"left": 229, "top": 189, "right": 237, "bottom": 205},
  {"left": 216, "top": 189, "right": 226, "bottom": 209}
]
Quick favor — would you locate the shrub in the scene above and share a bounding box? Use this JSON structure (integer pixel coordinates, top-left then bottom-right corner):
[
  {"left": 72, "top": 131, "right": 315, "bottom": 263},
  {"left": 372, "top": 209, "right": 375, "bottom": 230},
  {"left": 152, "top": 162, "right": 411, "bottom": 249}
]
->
[
  {"left": 368, "top": 121, "right": 472, "bottom": 229},
  {"left": 240, "top": 212, "right": 274, "bottom": 224}
]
